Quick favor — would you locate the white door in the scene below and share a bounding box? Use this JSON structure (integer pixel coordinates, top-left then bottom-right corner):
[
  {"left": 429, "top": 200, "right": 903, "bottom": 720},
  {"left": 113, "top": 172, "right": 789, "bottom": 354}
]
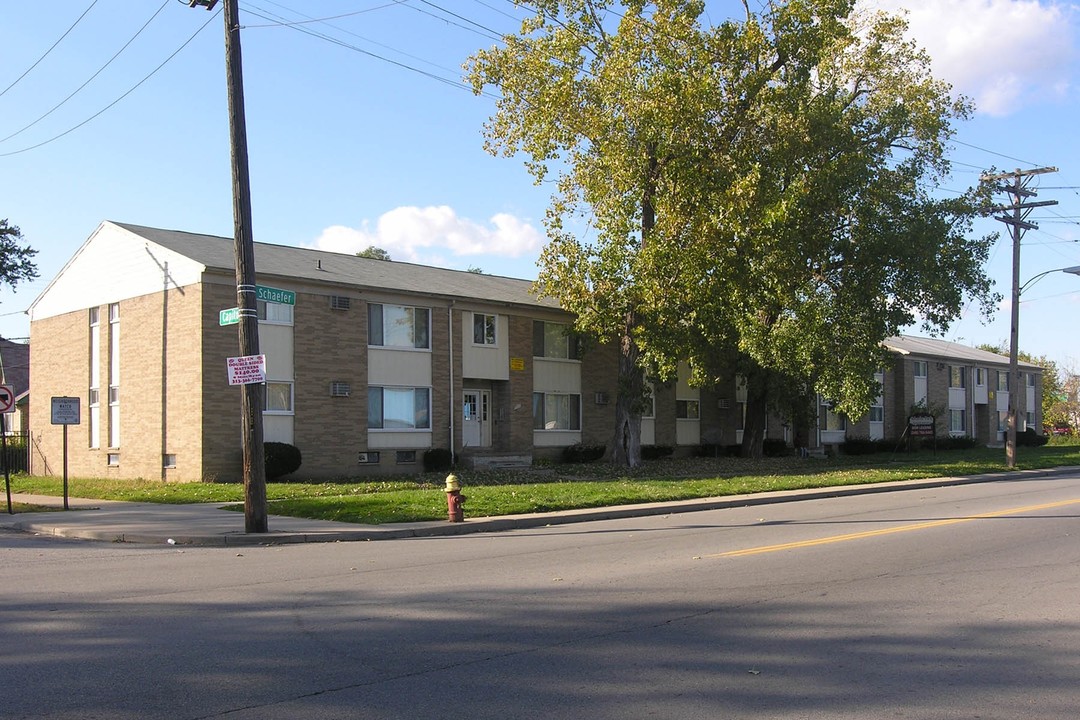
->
[{"left": 462, "top": 390, "right": 491, "bottom": 448}]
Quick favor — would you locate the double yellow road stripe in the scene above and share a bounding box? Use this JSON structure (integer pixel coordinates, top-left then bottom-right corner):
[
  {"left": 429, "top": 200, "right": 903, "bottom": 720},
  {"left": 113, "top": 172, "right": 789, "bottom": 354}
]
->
[{"left": 709, "top": 497, "right": 1080, "bottom": 558}]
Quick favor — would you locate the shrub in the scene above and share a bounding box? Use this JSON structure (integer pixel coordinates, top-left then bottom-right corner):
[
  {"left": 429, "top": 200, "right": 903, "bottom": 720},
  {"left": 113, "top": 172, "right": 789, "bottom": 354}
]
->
[
  {"left": 698, "top": 443, "right": 741, "bottom": 458},
  {"left": 641, "top": 444, "right": 674, "bottom": 461},
  {"left": 1017, "top": 428, "right": 1049, "bottom": 447},
  {"left": 762, "top": 438, "right": 789, "bottom": 457},
  {"left": 842, "top": 437, "right": 885, "bottom": 455},
  {"left": 562, "top": 443, "right": 606, "bottom": 463},
  {"left": 264, "top": 442, "right": 302, "bottom": 480},
  {"left": 937, "top": 436, "right": 979, "bottom": 450},
  {"left": 423, "top": 448, "right": 454, "bottom": 472}
]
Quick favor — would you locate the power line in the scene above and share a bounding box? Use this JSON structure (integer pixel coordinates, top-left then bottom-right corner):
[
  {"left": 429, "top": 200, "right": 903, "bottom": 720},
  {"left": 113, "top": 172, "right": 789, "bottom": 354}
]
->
[
  {"left": 0, "top": 9, "right": 220, "bottom": 158},
  {"left": 0, "top": 0, "right": 101, "bottom": 99},
  {"left": 0, "top": 1, "right": 172, "bottom": 146}
]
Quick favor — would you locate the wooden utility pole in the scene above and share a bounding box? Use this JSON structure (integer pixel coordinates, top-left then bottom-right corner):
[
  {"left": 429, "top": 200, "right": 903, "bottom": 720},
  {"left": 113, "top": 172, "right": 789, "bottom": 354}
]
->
[
  {"left": 982, "top": 166, "right": 1058, "bottom": 469},
  {"left": 191, "top": 0, "right": 267, "bottom": 531}
]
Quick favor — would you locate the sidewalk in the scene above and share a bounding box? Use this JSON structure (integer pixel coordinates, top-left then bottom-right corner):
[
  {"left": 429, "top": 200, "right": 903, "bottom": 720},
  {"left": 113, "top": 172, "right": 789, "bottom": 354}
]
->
[{"left": 2, "top": 467, "right": 1075, "bottom": 547}]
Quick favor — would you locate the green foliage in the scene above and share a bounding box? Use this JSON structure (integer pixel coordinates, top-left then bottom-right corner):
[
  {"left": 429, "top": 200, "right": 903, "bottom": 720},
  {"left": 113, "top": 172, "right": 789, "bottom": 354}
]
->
[
  {"left": 641, "top": 444, "right": 674, "bottom": 461},
  {"left": 264, "top": 442, "right": 302, "bottom": 480},
  {"left": 356, "top": 246, "right": 391, "bottom": 261},
  {"left": 841, "top": 437, "right": 890, "bottom": 456},
  {"left": 423, "top": 448, "right": 454, "bottom": 472},
  {"left": 0, "top": 219, "right": 38, "bottom": 290},
  {"left": 467, "top": 0, "right": 996, "bottom": 466},
  {"left": 562, "top": 443, "right": 607, "bottom": 463},
  {"left": 762, "top": 439, "right": 790, "bottom": 457},
  {"left": 1017, "top": 428, "right": 1049, "bottom": 447}
]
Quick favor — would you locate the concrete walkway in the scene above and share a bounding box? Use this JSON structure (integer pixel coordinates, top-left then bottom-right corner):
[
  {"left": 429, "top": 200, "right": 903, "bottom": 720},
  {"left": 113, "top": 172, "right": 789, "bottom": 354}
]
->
[{"left": 2, "top": 467, "right": 1075, "bottom": 546}]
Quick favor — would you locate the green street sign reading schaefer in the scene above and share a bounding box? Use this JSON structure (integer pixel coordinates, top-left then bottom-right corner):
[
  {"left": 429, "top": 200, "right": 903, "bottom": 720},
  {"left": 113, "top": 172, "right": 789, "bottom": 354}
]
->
[{"left": 256, "top": 285, "right": 295, "bottom": 305}]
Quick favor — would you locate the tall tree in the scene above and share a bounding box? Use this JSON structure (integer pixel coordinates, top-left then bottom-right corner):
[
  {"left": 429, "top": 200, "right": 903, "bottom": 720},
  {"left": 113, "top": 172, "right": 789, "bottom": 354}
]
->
[
  {"left": 0, "top": 219, "right": 38, "bottom": 293},
  {"left": 469, "top": 1, "right": 996, "bottom": 466},
  {"left": 356, "top": 246, "right": 391, "bottom": 261}
]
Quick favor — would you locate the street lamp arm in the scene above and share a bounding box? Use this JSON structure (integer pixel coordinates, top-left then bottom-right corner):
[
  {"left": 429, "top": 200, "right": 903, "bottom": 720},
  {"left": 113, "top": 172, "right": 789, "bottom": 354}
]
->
[{"left": 1020, "top": 266, "right": 1080, "bottom": 295}]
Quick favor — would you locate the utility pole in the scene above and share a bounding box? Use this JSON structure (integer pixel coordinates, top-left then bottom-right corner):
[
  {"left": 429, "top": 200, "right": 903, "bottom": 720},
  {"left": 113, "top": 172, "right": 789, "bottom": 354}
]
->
[
  {"left": 982, "top": 166, "right": 1058, "bottom": 469},
  {"left": 189, "top": 0, "right": 268, "bottom": 531}
]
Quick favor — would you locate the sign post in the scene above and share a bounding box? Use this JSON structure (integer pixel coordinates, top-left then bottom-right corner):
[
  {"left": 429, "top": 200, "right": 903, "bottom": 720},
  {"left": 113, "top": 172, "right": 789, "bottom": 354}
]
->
[
  {"left": 1, "top": 384, "right": 13, "bottom": 514},
  {"left": 51, "top": 397, "right": 81, "bottom": 510}
]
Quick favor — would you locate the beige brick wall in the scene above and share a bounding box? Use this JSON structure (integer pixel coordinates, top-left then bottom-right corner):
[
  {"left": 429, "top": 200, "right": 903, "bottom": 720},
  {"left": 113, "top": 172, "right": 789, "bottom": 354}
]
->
[
  {"left": 29, "top": 285, "right": 206, "bottom": 481},
  {"left": 290, "top": 292, "right": 367, "bottom": 476},
  {"left": 580, "top": 339, "right": 618, "bottom": 448}
]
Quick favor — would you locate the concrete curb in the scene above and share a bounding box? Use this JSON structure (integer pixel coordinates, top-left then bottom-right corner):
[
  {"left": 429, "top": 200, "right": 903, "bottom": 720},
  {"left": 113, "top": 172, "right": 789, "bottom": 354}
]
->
[{"left": 2, "top": 466, "right": 1077, "bottom": 546}]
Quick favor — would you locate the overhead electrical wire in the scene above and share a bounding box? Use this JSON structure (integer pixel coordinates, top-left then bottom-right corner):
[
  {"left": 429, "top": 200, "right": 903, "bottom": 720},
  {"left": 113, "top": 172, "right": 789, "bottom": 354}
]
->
[
  {"left": 0, "top": 0, "right": 101, "bottom": 100},
  {"left": 0, "top": 1, "right": 172, "bottom": 146},
  {"left": 0, "top": 8, "right": 221, "bottom": 158}
]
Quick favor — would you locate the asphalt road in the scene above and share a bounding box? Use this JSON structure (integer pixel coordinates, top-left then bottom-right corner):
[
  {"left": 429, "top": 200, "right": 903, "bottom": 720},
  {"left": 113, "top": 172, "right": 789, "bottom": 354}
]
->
[{"left": 4, "top": 473, "right": 1080, "bottom": 719}]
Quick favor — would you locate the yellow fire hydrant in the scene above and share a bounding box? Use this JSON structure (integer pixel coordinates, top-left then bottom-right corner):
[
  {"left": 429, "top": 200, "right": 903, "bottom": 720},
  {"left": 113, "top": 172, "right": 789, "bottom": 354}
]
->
[{"left": 445, "top": 473, "right": 465, "bottom": 523}]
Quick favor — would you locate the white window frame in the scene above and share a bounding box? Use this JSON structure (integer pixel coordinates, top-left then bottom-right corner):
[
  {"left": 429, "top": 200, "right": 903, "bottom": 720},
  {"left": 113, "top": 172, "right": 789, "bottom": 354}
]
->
[
  {"left": 369, "top": 386, "right": 431, "bottom": 430},
  {"left": 257, "top": 300, "right": 294, "bottom": 325},
  {"left": 532, "top": 392, "right": 581, "bottom": 431},
  {"left": 472, "top": 313, "right": 497, "bottom": 346},
  {"left": 263, "top": 381, "right": 294, "bottom": 414},
  {"left": 368, "top": 304, "right": 430, "bottom": 350},
  {"left": 533, "top": 321, "right": 580, "bottom": 361}
]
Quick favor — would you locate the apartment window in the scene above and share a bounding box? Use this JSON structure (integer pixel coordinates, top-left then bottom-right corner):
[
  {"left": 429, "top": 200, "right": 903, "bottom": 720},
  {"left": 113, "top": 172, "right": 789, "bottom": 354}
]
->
[
  {"left": 676, "top": 399, "right": 700, "bottom": 420},
  {"left": 533, "top": 392, "right": 581, "bottom": 430},
  {"left": 163, "top": 454, "right": 177, "bottom": 469},
  {"left": 88, "top": 388, "right": 101, "bottom": 450},
  {"left": 998, "top": 411, "right": 1009, "bottom": 432},
  {"left": 257, "top": 300, "right": 293, "bottom": 324},
  {"left": 913, "top": 360, "right": 928, "bottom": 378},
  {"left": 1026, "top": 373, "right": 1036, "bottom": 388},
  {"left": 820, "top": 401, "right": 846, "bottom": 431},
  {"left": 642, "top": 383, "right": 655, "bottom": 419},
  {"left": 263, "top": 382, "right": 294, "bottom": 414},
  {"left": 997, "top": 371, "right": 1010, "bottom": 392},
  {"left": 949, "top": 366, "right": 965, "bottom": 388},
  {"left": 1025, "top": 411, "right": 1034, "bottom": 429},
  {"left": 533, "top": 321, "right": 580, "bottom": 360},
  {"left": 89, "top": 308, "right": 101, "bottom": 449},
  {"left": 975, "top": 368, "right": 986, "bottom": 387},
  {"left": 108, "top": 304, "right": 120, "bottom": 448},
  {"left": 869, "top": 405, "right": 884, "bottom": 423},
  {"left": 368, "top": 304, "right": 430, "bottom": 349},
  {"left": 949, "top": 409, "right": 966, "bottom": 434},
  {"left": 369, "top": 387, "right": 431, "bottom": 430},
  {"left": 396, "top": 450, "right": 417, "bottom": 464},
  {"left": 473, "top": 313, "right": 497, "bottom": 345}
]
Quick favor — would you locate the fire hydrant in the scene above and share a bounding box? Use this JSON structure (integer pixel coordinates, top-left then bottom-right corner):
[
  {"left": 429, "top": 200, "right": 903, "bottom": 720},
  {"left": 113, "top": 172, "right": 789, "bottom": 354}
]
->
[{"left": 445, "top": 473, "right": 465, "bottom": 523}]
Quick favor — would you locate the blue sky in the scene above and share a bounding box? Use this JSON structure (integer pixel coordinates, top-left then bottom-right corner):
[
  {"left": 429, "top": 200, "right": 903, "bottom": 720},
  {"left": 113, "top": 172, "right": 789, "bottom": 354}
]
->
[{"left": 2, "top": 1, "right": 1078, "bottom": 371}]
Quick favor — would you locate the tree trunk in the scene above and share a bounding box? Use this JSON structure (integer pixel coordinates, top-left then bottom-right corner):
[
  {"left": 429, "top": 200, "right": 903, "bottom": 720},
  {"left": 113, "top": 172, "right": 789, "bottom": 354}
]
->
[
  {"left": 611, "top": 314, "right": 644, "bottom": 468},
  {"left": 740, "top": 379, "right": 768, "bottom": 459}
]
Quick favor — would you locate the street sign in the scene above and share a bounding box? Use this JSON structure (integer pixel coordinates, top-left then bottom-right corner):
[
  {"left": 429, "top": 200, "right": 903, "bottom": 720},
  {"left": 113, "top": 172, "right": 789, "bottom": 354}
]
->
[
  {"left": 227, "top": 354, "right": 266, "bottom": 386},
  {"left": 256, "top": 285, "right": 295, "bottom": 305},
  {"left": 0, "top": 384, "right": 14, "bottom": 413},
  {"left": 219, "top": 307, "right": 240, "bottom": 326},
  {"left": 51, "top": 396, "right": 81, "bottom": 425}
]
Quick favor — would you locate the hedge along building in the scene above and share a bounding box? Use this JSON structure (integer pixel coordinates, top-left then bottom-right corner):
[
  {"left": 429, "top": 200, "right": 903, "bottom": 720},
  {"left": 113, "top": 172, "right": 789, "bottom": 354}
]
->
[{"left": 28, "top": 222, "right": 1042, "bottom": 482}]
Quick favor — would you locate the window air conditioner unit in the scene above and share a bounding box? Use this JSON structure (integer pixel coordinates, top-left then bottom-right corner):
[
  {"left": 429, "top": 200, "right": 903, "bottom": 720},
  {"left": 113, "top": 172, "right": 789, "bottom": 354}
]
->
[
  {"left": 594, "top": 391, "right": 609, "bottom": 405},
  {"left": 330, "top": 295, "right": 351, "bottom": 311},
  {"left": 330, "top": 381, "right": 351, "bottom": 397}
]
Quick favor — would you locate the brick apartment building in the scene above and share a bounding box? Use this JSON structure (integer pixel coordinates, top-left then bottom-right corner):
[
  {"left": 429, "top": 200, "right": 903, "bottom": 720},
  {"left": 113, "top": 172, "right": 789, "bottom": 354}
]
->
[{"left": 27, "top": 221, "right": 1041, "bottom": 482}]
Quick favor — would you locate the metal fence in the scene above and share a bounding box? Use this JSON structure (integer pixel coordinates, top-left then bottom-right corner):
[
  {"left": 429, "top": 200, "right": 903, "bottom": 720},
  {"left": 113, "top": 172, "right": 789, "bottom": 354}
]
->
[{"left": 1, "top": 432, "right": 29, "bottom": 474}]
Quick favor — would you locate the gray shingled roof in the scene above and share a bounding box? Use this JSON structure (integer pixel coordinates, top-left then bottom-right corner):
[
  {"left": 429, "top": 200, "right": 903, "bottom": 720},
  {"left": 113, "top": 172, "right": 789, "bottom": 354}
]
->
[
  {"left": 884, "top": 335, "right": 1040, "bottom": 370},
  {"left": 114, "top": 222, "right": 559, "bottom": 311}
]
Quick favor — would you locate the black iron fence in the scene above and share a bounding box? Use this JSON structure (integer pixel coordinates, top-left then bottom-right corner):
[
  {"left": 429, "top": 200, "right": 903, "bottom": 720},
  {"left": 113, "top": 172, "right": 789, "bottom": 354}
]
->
[{"left": 1, "top": 432, "right": 28, "bottom": 474}]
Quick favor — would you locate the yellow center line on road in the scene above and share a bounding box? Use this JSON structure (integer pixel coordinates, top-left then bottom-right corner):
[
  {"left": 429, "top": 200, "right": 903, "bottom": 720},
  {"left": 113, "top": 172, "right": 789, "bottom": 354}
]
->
[{"left": 708, "top": 498, "right": 1080, "bottom": 558}]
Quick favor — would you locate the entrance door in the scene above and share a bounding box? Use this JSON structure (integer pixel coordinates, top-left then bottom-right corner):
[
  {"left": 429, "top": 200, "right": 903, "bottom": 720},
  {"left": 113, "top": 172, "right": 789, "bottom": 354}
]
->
[{"left": 462, "top": 390, "right": 491, "bottom": 448}]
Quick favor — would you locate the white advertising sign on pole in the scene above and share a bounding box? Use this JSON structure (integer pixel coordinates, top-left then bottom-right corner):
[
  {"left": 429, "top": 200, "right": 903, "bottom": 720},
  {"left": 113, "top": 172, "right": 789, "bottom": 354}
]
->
[{"left": 227, "top": 354, "right": 266, "bottom": 386}]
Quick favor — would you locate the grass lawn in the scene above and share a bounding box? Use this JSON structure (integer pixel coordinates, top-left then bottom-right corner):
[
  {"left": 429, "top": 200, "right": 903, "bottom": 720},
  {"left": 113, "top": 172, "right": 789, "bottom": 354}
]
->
[{"left": 10, "top": 442, "right": 1080, "bottom": 525}]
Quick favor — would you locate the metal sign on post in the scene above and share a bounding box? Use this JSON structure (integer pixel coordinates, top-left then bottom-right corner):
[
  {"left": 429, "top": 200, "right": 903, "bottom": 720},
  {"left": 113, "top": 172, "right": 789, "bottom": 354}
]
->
[
  {"left": 219, "top": 307, "right": 240, "bottom": 326},
  {"left": 227, "top": 354, "right": 266, "bottom": 386},
  {"left": 0, "top": 384, "right": 14, "bottom": 414},
  {"left": 51, "top": 397, "right": 81, "bottom": 510},
  {"left": 255, "top": 285, "right": 295, "bottom": 305}
]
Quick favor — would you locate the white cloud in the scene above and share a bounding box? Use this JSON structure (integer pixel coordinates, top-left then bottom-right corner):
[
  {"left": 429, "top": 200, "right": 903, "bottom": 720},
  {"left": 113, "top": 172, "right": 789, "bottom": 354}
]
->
[
  {"left": 311, "top": 205, "right": 544, "bottom": 265},
  {"left": 860, "top": 0, "right": 1076, "bottom": 115}
]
